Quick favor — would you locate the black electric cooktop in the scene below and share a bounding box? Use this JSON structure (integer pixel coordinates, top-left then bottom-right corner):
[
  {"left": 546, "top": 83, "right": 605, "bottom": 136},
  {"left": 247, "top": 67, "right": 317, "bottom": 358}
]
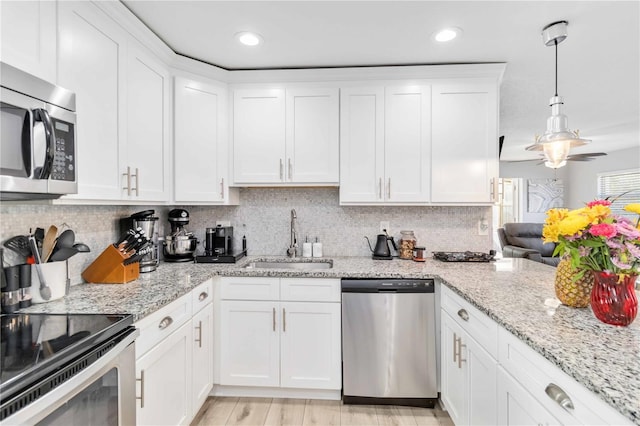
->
[{"left": 0, "top": 313, "right": 133, "bottom": 398}]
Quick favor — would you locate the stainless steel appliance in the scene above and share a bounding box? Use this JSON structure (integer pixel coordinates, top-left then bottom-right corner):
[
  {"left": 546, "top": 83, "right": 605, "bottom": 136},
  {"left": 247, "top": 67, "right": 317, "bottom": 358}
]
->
[
  {"left": 195, "top": 226, "right": 246, "bottom": 264},
  {"left": 0, "top": 313, "right": 138, "bottom": 424},
  {"left": 163, "top": 209, "right": 197, "bottom": 262},
  {"left": 119, "top": 210, "right": 159, "bottom": 273},
  {"left": 341, "top": 278, "right": 438, "bottom": 407},
  {"left": 0, "top": 62, "right": 77, "bottom": 200}
]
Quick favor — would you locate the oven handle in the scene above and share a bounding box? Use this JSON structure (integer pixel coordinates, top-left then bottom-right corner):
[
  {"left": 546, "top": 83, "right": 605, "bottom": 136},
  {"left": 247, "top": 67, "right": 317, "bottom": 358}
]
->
[{"left": 33, "top": 108, "right": 55, "bottom": 179}]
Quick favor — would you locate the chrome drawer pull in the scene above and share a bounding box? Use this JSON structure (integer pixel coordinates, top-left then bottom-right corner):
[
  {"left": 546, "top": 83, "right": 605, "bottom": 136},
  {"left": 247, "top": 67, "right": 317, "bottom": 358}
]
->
[
  {"left": 122, "top": 166, "right": 131, "bottom": 195},
  {"left": 283, "top": 308, "right": 286, "bottom": 332},
  {"left": 198, "top": 291, "right": 208, "bottom": 301},
  {"left": 132, "top": 167, "right": 139, "bottom": 196},
  {"left": 158, "top": 316, "right": 173, "bottom": 330},
  {"left": 195, "top": 320, "right": 202, "bottom": 348},
  {"left": 458, "top": 341, "right": 466, "bottom": 368},
  {"left": 545, "top": 383, "right": 574, "bottom": 411},
  {"left": 279, "top": 159, "right": 284, "bottom": 180},
  {"left": 273, "top": 307, "right": 276, "bottom": 331},
  {"left": 136, "top": 370, "right": 145, "bottom": 408},
  {"left": 453, "top": 332, "right": 458, "bottom": 363},
  {"left": 457, "top": 309, "right": 469, "bottom": 321}
]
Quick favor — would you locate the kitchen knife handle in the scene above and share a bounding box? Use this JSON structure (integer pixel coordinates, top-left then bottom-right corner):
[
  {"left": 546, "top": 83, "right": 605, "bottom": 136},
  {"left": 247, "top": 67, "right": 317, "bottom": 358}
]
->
[
  {"left": 123, "top": 166, "right": 131, "bottom": 196},
  {"left": 136, "top": 370, "right": 145, "bottom": 408}
]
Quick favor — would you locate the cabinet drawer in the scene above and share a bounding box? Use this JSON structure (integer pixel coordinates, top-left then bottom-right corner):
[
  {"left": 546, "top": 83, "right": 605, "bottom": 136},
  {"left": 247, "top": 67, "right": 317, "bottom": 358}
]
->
[
  {"left": 498, "top": 327, "right": 631, "bottom": 425},
  {"left": 192, "top": 279, "right": 213, "bottom": 313},
  {"left": 135, "top": 294, "right": 192, "bottom": 358},
  {"left": 441, "top": 285, "right": 498, "bottom": 358},
  {"left": 280, "top": 278, "right": 340, "bottom": 302},
  {"left": 220, "top": 277, "right": 280, "bottom": 301}
]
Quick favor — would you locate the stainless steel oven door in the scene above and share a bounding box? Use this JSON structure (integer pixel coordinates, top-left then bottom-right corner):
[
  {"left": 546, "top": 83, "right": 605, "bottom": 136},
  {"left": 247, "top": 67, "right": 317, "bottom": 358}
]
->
[{"left": 3, "top": 329, "right": 138, "bottom": 425}]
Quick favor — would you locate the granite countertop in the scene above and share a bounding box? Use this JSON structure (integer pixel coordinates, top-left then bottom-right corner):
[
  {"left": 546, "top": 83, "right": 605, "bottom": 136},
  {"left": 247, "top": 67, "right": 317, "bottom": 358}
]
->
[{"left": 21, "top": 256, "right": 640, "bottom": 424}]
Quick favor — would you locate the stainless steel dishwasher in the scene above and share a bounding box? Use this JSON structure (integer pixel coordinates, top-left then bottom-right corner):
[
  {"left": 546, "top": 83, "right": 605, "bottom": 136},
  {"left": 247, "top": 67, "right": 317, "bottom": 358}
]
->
[{"left": 341, "top": 278, "right": 437, "bottom": 408}]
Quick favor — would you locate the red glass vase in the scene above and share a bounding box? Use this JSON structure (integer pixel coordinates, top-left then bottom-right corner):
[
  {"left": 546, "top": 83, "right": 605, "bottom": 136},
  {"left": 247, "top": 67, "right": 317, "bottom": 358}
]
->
[{"left": 590, "top": 271, "right": 638, "bottom": 326}]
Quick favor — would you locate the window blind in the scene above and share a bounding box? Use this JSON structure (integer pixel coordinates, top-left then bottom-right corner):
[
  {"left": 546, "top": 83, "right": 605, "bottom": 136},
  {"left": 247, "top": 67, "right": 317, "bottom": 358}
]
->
[{"left": 597, "top": 169, "right": 640, "bottom": 218}]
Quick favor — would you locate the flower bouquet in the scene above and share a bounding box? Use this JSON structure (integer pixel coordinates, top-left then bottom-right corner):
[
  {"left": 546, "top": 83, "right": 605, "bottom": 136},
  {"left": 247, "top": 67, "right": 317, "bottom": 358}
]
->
[{"left": 543, "top": 200, "right": 640, "bottom": 326}]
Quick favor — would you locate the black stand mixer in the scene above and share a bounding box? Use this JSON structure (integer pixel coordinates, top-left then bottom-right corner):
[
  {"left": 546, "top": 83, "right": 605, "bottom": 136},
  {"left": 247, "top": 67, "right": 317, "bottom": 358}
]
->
[{"left": 163, "top": 209, "right": 198, "bottom": 262}]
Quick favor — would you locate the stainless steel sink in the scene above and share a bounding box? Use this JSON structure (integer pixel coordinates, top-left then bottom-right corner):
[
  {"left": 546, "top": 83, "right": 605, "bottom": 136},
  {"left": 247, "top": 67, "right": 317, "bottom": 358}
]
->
[{"left": 244, "top": 260, "right": 333, "bottom": 270}]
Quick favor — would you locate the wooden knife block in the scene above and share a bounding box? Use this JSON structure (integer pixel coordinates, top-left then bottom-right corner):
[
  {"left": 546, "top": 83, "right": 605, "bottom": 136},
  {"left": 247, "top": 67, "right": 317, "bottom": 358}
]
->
[{"left": 82, "top": 245, "right": 139, "bottom": 284}]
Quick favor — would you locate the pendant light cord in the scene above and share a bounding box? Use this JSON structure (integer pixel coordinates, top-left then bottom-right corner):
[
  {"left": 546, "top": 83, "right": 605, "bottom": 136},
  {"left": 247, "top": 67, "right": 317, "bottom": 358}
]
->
[{"left": 554, "top": 40, "right": 559, "bottom": 97}]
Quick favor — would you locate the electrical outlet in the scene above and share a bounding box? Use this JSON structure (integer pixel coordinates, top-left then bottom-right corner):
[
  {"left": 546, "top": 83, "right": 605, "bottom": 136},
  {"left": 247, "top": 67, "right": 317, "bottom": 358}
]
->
[
  {"left": 478, "top": 220, "right": 489, "bottom": 236},
  {"left": 379, "top": 221, "right": 390, "bottom": 234}
]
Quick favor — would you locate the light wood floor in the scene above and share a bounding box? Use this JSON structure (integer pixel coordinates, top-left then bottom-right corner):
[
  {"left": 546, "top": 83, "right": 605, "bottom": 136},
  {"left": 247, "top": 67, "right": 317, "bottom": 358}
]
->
[{"left": 192, "top": 397, "right": 454, "bottom": 426}]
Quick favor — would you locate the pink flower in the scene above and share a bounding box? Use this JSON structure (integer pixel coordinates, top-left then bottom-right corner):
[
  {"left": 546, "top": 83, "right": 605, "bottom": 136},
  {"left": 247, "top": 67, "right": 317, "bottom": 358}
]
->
[
  {"left": 587, "top": 199, "right": 612, "bottom": 208},
  {"left": 589, "top": 223, "right": 617, "bottom": 239}
]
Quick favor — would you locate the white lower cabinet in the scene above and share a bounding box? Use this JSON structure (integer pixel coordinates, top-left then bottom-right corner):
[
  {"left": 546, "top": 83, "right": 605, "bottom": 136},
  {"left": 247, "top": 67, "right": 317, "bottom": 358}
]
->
[
  {"left": 219, "top": 277, "right": 341, "bottom": 391},
  {"left": 135, "top": 279, "right": 214, "bottom": 425}
]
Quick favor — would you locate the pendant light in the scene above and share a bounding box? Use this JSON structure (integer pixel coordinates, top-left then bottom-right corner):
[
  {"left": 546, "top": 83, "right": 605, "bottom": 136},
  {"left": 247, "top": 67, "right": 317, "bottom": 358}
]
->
[{"left": 526, "top": 20, "right": 590, "bottom": 169}]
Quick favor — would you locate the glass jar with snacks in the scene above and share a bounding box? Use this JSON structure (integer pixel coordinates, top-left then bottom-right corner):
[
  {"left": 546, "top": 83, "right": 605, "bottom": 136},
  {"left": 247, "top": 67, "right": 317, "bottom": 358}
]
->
[{"left": 399, "top": 230, "right": 416, "bottom": 260}]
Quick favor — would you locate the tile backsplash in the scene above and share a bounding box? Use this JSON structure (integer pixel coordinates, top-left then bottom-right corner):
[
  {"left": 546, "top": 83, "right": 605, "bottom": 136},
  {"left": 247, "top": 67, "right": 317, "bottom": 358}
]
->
[{"left": 1, "top": 188, "right": 492, "bottom": 285}]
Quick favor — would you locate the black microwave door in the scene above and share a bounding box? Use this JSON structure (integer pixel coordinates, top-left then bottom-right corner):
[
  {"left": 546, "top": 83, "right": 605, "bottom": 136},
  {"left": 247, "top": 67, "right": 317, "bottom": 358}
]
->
[{"left": 0, "top": 101, "right": 31, "bottom": 178}]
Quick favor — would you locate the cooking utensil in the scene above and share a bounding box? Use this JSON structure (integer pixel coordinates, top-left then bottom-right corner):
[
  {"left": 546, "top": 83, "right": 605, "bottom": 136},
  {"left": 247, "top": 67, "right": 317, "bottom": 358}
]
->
[
  {"left": 72, "top": 243, "right": 91, "bottom": 253},
  {"left": 29, "top": 236, "right": 51, "bottom": 300},
  {"left": 49, "top": 247, "right": 79, "bottom": 262},
  {"left": 42, "top": 225, "right": 58, "bottom": 263},
  {"left": 56, "top": 229, "right": 75, "bottom": 250},
  {"left": 3, "top": 235, "right": 31, "bottom": 258}
]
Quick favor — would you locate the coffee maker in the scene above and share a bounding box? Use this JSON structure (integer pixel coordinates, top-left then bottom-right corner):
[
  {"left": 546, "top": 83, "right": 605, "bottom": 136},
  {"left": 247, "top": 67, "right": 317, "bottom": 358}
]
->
[
  {"left": 195, "top": 225, "right": 246, "bottom": 263},
  {"left": 119, "top": 210, "right": 159, "bottom": 272},
  {"left": 163, "top": 209, "right": 198, "bottom": 262}
]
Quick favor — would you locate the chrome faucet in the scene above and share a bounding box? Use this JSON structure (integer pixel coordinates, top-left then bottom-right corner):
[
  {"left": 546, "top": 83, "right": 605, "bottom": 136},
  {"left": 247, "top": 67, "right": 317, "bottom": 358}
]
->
[{"left": 287, "top": 209, "right": 298, "bottom": 258}]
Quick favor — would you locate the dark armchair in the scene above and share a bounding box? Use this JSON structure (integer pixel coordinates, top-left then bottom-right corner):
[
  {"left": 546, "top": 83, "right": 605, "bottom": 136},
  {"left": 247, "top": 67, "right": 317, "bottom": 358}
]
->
[{"left": 497, "top": 223, "right": 560, "bottom": 266}]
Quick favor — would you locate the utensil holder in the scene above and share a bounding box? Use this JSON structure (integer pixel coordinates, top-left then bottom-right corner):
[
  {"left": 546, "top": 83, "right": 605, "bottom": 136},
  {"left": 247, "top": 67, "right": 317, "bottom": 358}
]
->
[
  {"left": 31, "top": 261, "right": 67, "bottom": 303},
  {"left": 82, "top": 245, "right": 139, "bottom": 284}
]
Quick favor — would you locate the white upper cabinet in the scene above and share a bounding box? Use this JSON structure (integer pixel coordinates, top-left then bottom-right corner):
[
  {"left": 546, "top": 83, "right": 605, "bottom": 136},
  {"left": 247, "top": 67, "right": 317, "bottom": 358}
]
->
[
  {"left": 125, "top": 43, "right": 171, "bottom": 202},
  {"left": 57, "top": 1, "right": 171, "bottom": 203},
  {"left": 233, "top": 89, "right": 286, "bottom": 184},
  {"left": 340, "top": 84, "right": 431, "bottom": 204},
  {"left": 431, "top": 80, "right": 499, "bottom": 203},
  {"left": 232, "top": 87, "right": 339, "bottom": 185},
  {"left": 0, "top": 0, "right": 57, "bottom": 82},
  {"left": 57, "top": 1, "right": 126, "bottom": 200},
  {"left": 174, "top": 76, "right": 238, "bottom": 204}
]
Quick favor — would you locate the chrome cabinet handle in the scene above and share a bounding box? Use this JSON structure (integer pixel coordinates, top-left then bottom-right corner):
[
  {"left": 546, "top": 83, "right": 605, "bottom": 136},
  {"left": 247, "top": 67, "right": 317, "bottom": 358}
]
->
[
  {"left": 378, "top": 178, "right": 382, "bottom": 199},
  {"left": 136, "top": 370, "right": 145, "bottom": 408},
  {"left": 131, "top": 167, "right": 139, "bottom": 196},
  {"left": 272, "top": 307, "right": 276, "bottom": 331},
  {"left": 288, "top": 159, "right": 293, "bottom": 180},
  {"left": 194, "top": 320, "right": 202, "bottom": 348},
  {"left": 545, "top": 383, "right": 575, "bottom": 412},
  {"left": 220, "top": 178, "right": 224, "bottom": 199},
  {"left": 458, "top": 341, "right": 466, "bottom": 368},
  {"left": 198, "top": 291, "right": 208, "bottom": 301},
  {"left": 282, "top": 308, "right": 286, "bottom": 332},
  {"left": 490, "top": 177, "right": 499, "bottom": 203},
  {"left": 279, "top": 159, "right": 284, "bottom": 180},
  {"left": 453, "top": 332, "right": 458, "bottom": 363},
  {"left": 387, "top": 178, "right": 391, "bottom": 199},
  {"left": 158, "top": 316, "right": 173, "bottom": 330},
  {"left": 122, "top": 166, "right": 131, "bottom": 196},
  {"left": 457, "top": 309, "right": 469, "bottom": 321}
]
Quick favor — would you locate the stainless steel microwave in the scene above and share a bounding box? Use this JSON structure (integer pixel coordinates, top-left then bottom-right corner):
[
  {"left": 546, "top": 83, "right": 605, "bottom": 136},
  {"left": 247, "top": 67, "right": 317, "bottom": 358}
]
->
[{"left": 0, "top": 62, "right": 77, "bottom": 200}]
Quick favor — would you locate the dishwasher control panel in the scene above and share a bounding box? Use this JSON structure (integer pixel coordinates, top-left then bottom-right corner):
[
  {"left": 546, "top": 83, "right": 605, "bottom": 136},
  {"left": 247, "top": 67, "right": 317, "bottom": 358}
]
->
[{"left": 341, "top": 278, "right": 435, "bottom": 293}]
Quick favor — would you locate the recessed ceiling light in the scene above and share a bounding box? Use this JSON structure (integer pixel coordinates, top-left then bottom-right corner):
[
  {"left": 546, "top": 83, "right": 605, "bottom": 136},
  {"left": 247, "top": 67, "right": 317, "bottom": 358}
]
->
[
  {"left": 433, "top": 27, "right": 462, "bottom": 43},
  {"left": 236, "top": 31, "right": 263, "bottom": 46}
]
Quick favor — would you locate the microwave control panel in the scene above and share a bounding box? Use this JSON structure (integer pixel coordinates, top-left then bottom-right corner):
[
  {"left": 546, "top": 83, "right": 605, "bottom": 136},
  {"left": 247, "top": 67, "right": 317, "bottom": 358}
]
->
[{"left": 50, "top": 119, "right": 75, "bottom": 182}]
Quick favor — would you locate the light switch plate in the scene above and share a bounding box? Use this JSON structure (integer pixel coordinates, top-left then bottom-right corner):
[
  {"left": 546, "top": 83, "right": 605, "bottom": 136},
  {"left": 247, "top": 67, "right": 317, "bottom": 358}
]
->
[{"left": 478, "top": 220, "right": 489, "bottom": 236}]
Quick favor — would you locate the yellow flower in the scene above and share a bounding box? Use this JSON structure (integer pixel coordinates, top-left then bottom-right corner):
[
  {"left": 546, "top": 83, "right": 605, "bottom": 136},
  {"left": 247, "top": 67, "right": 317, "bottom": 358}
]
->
[
  {"left": 545, "top": 208, "right": 569, "bottom": 225},
  {"left": 557, "top": 214, "right": 591, "bottom": 236},
  {"left": 542, "top": 222, "right": 561, "bottom": 243},
  {"left": 624, "top": 204, "right": 640, "bottom": 215},
  {"left": 585, "top": 204, "right": 611, "bottom": 223}
]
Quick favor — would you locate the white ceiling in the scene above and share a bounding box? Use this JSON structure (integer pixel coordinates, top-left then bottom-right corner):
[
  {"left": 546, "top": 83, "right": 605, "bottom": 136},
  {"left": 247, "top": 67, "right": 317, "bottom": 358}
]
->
[{"left": 122, "top": 1, "right": 640, "bottom": 162}]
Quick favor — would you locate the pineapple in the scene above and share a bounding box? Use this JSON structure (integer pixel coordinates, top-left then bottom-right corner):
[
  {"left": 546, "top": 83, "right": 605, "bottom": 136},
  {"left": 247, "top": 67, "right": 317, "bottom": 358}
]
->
[{"left": 555, "top": 258, "right": 594, "bottom": 308}]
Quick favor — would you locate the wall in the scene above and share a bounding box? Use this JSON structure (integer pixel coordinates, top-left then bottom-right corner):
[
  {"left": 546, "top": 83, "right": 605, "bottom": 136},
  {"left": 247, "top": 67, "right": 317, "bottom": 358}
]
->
[
  {"left": 566, "top": 146, "right": 640, "bottom": 208},
  {"left": 1, "top": 188, "right": 493, "bottom": 286}
]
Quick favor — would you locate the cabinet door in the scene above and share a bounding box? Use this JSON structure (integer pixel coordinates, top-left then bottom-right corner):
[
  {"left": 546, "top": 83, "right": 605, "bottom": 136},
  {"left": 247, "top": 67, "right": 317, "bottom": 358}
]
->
[
  {"left": 0, "top": 0, "right": 56, "bottom": 82},
  {"left": 233, "top": 89, "right": 286, "bottom": 183},
  {"left": 497, "top": 366, "right": 560, "bottom": 426},
  {"left": 431, "top": 81, "right": 498, "bottom": 203},
  {"left": 174, "top": 76, "right": 227, "bottom": 202},
  {"left": 192, "top": 304, "right": 213, "bottom": 417},
  {"left": 280, "top": 302, "right": 341, "bottom": 390},
  {"left": 441, "top": 312, "right": 468, "bottom": 426},
  {"left": 125, "top": 44, "right": 171, "bottom": 201},
  {"left": 58, "top": 1, "right": 126, "bottom": 200},
  {"left": 467, "top": 331, "right": 498, "bottom": 425},
  {"left": 136, "top": 322, "right": 192, "bottom": 426},
  {"left": 384, "top": 85, "right": 431, "bottom": 202},
  {"left": 339, "top": 87, "right": 385, "bottom": 203},
  {"left": 219, "top": 300, "right": 280, "bottom": 387},
  {"left": 285, "top": 88, "right": 339, "bottom": 183}
]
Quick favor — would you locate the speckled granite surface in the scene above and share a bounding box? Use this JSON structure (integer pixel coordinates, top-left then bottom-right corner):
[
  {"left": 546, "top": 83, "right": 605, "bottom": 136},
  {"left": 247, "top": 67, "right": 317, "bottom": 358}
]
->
[{"left": 20, "top": 256, "right": 639, "bottom": 424}]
